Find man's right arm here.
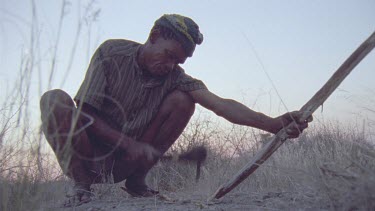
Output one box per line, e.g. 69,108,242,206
80,103,159,161
81,103,128,148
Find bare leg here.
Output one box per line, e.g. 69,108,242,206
40,89,96,204
123,90,195,193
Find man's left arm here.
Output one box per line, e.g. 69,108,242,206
189,89,310,138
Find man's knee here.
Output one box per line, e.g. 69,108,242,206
40,89,76,137
165,90,195,116
40,90,92,156
40,89,74,110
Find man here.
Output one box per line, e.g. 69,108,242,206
40,14,311,206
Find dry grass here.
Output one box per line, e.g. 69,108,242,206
146,118,375,210
1,112,374,210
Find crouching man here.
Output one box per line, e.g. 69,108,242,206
40,14,311,207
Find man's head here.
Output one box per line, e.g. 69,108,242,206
153,14,203,57
139,14,203,76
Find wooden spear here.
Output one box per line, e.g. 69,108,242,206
210,31,375,200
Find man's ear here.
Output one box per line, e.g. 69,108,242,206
149,29,161,44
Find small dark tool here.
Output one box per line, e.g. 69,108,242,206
178,146,207,181
161,146,207,181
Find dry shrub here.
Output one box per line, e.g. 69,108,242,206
147,114,375,210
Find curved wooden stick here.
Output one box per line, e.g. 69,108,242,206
210,31,375,200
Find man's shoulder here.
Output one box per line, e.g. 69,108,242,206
98,39,141,57
173,65,185,75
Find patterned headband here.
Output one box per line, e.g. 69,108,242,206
154,14,203,57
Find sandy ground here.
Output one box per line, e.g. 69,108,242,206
44,190,327,211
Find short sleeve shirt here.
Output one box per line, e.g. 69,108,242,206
74,39,207,139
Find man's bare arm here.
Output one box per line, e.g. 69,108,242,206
189,89,279,133
80,103,130,147
189,89,309,136
80,103,159,160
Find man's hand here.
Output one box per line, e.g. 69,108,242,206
124,139,161,163
270,111,313,138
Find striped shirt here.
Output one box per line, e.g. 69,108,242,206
74,39,207,139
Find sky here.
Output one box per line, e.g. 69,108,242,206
1,0,375,129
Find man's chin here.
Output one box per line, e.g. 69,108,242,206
150,70,167,77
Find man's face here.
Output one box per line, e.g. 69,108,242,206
145,36,188,76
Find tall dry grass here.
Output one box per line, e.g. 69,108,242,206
1,1,100,210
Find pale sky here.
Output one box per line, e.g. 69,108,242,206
1,0,375,127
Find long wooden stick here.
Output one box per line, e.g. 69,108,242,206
210,31,375,200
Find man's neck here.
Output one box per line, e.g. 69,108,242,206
136,45,147,71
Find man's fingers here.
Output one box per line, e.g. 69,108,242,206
153,149,161,159
146,153,153,162
286,128,299,135
298,114,313,124
282,112,296,123
127,141,160,162
298,122,308,130
288,111,313,124
286,129,300,139
285,121,309,138
144,146,161,162
280,111,312,139
307,115,313,122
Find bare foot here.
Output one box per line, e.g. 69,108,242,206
63,185,93,207
122,179,159,197
121,185,159,197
